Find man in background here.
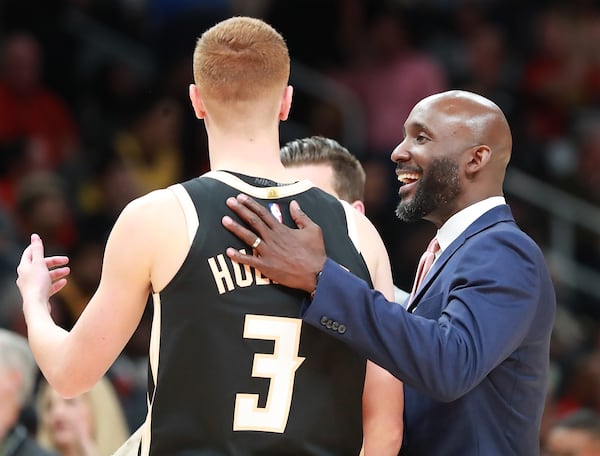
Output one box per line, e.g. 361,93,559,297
280,135,409,303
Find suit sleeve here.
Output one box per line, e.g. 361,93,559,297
303,231,546,402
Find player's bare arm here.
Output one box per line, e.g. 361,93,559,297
18,188,187,397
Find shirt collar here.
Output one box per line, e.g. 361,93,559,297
435,196,506,254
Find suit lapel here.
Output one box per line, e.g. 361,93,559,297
409,205,515,308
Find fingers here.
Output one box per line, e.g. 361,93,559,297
18,244,33,270
289,200,313,229
226,194,277,231
49,266,70,282
19,234,51,268
17,234,69,286
29,233,44,261
225,247,262,269
222,214,263,248
49,278,68,296
45,256,70,269
18,249,68,276
237,194,278,228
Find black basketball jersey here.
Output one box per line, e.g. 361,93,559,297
138,171,373,456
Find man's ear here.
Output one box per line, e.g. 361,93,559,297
279,85,294,121
466,145,492,175
351,200,366,215
189,84,206,119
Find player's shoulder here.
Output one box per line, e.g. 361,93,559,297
119,188,181,224
113,187,188,253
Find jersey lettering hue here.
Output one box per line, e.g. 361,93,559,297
208,250,271,294
233,315,305,433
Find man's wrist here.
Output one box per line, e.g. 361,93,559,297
309,270,323,301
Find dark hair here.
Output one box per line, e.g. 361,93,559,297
280,136,365,203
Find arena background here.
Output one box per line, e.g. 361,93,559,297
1,0,599,447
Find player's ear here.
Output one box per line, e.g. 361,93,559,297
189,84,206,119
279,85,293,121
351,200,365,215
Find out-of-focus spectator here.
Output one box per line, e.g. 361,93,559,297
543,409,600,456
36,377,129,456
0,32,79,173
14,172,77,256
555,350,600,421
0,2,600,450
76,60,149,162
331,4,447,156
520,6,588,141
459,22,521,122
539,114,600,303
77,154,141,237
51,233,105,327
113,94,183,194
572,116,600,205
0,328,56,455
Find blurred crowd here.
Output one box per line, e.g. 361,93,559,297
0,0,600,453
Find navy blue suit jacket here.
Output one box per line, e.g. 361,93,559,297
304,205,556,455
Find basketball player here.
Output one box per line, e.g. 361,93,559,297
280,136,410,303
16,17,403,454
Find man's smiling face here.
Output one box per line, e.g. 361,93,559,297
391,97,466,224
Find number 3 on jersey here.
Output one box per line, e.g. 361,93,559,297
233,314,305,433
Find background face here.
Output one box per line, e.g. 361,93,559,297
42,388,95,449
545,427,600,456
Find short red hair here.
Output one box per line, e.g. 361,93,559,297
193,16,290,104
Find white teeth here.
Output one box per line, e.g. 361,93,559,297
397,173,420,183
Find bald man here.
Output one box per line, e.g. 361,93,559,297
222,90,556,454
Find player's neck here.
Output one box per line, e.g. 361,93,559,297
208,132,293,183
212,157,292,183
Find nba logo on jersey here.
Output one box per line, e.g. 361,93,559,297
269,203,283,223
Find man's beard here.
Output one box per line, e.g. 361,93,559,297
395,157,461,222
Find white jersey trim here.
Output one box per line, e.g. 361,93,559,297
169,184,198,246
138,293,162,455
340,200,360,253
203,170,314,199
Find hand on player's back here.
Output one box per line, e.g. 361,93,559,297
222,194,327,294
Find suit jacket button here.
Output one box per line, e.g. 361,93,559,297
326,319,333,329
338,324,346,334
331,321,339,330
320,316,329,326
